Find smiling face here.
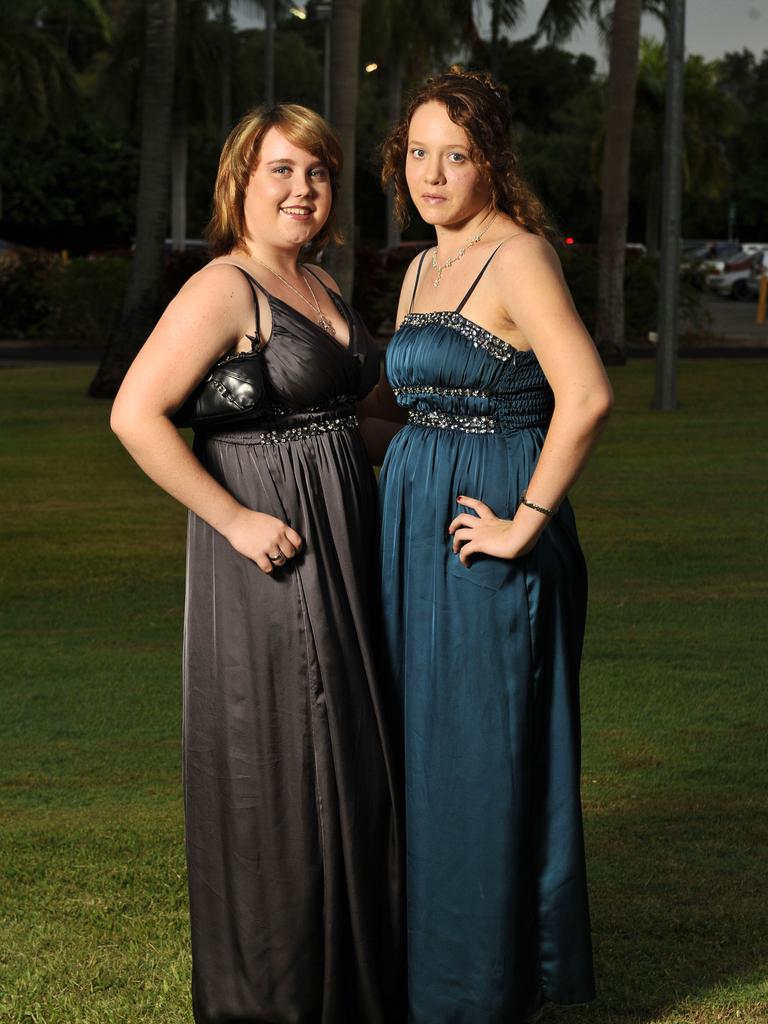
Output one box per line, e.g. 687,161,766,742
242,126,333,251
405,100,492,229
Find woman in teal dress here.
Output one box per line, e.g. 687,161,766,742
377,67,614,1023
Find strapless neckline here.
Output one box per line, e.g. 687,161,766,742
399,310,536,362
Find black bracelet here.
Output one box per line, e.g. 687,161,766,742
520,491,556,517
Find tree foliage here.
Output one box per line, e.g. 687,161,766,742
1,3,766,301
0,0,108,136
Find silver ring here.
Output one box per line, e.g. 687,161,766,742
268,552,283,563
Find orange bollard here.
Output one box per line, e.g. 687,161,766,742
757,274,768,325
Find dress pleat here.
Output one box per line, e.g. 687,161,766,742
379,310,594,1023
183,281,404,1024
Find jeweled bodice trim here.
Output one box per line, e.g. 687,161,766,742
389,312,554,434
400,311,524,363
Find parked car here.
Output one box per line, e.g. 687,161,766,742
705,249,765,300
747,250,768,298
685,240,744,274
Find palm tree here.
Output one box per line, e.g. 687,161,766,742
171,0,221,250
215,0,289,125
89,0,177,397
536,0,668,362
367,0,481,250
218,0,233,138
96,0,221,256
634,39,735,256
323,0,365,299
489,0,525,78
0,0,109,137
592,0,643,363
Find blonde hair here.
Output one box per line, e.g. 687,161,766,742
206,104,344,258
381,66,556,240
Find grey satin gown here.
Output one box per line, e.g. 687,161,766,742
183,268,404,1024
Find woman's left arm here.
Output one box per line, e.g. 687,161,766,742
357,370,408,466
450,234,613,565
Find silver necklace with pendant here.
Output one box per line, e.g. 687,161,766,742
431,213,496,287
250,256,337,336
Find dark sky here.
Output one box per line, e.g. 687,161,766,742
238,1,768,69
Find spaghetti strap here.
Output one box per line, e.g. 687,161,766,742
409,249,431,313
304,265,325,285
304,264,340,299
455,243,505,314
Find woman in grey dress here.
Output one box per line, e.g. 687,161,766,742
111,104,403,1024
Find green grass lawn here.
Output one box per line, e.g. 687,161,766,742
1,360,767,1024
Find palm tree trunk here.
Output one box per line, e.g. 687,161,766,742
264,0,275,106
386,52,403,250
593,0,643,364
490,0,501,79
89,0,177,397
654,0,686,411
324,0,364,299
171,108,188,252
645,167,660,257
220,0,232,140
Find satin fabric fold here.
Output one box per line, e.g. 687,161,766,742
379,315,594,1023
183,290,404,1024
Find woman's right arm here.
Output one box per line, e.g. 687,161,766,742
110,264,302,574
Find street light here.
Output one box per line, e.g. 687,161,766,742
364,62,378,73
289,6,307,18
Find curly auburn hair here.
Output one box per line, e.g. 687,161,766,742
206,104,344,259
381,66,556,240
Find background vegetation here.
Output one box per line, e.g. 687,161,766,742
3,19,766,254
4,2,764,364
1,360,766,1023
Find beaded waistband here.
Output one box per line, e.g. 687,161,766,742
407,409,497,434
393,384,490,399
261,393,357,417
204,412,358,446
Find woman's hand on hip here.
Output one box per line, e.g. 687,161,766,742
448,495,539,566
224,508,303,574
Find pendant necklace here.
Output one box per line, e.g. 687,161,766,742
250,256,337,336
431,213,496,288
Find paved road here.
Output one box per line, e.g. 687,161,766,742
693,293,768,344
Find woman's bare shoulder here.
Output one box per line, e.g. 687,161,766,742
495,231,559,268
171,260,256,307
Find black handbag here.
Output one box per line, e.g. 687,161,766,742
172,265,267,429
171,344,265,429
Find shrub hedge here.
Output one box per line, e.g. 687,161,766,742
0,244,706,349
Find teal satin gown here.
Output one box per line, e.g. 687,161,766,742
379,249,595,1023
